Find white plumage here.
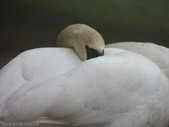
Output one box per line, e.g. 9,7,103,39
0,48,82,116
1,48,169,127
107,42,169,78
1,24,169,127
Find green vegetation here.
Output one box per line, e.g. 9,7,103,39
1,0,169,48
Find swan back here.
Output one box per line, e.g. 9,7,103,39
106,42,169,78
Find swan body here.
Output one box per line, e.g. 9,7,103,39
1,48,169,127
106,42,169,78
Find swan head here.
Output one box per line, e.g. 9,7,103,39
56,24,105,60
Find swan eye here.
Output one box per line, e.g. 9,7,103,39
85,45,104,60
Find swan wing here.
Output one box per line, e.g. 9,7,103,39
0,48,81,117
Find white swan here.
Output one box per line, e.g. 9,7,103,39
106,42,169,78
1,24,169,127
1,48,169,127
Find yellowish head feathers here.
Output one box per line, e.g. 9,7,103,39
56,24,105,60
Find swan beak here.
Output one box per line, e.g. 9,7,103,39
86,46,104,60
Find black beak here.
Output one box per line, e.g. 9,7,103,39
86,45,104,60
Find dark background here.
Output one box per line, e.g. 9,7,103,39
1,0,169,68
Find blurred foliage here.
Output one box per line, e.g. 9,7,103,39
0,0,169,67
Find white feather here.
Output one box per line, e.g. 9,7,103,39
106,42,169,78
1,48,169,127
0,48,82,125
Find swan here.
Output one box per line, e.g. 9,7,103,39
106,42,169,78
1,48,169,127
1,24,169,127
